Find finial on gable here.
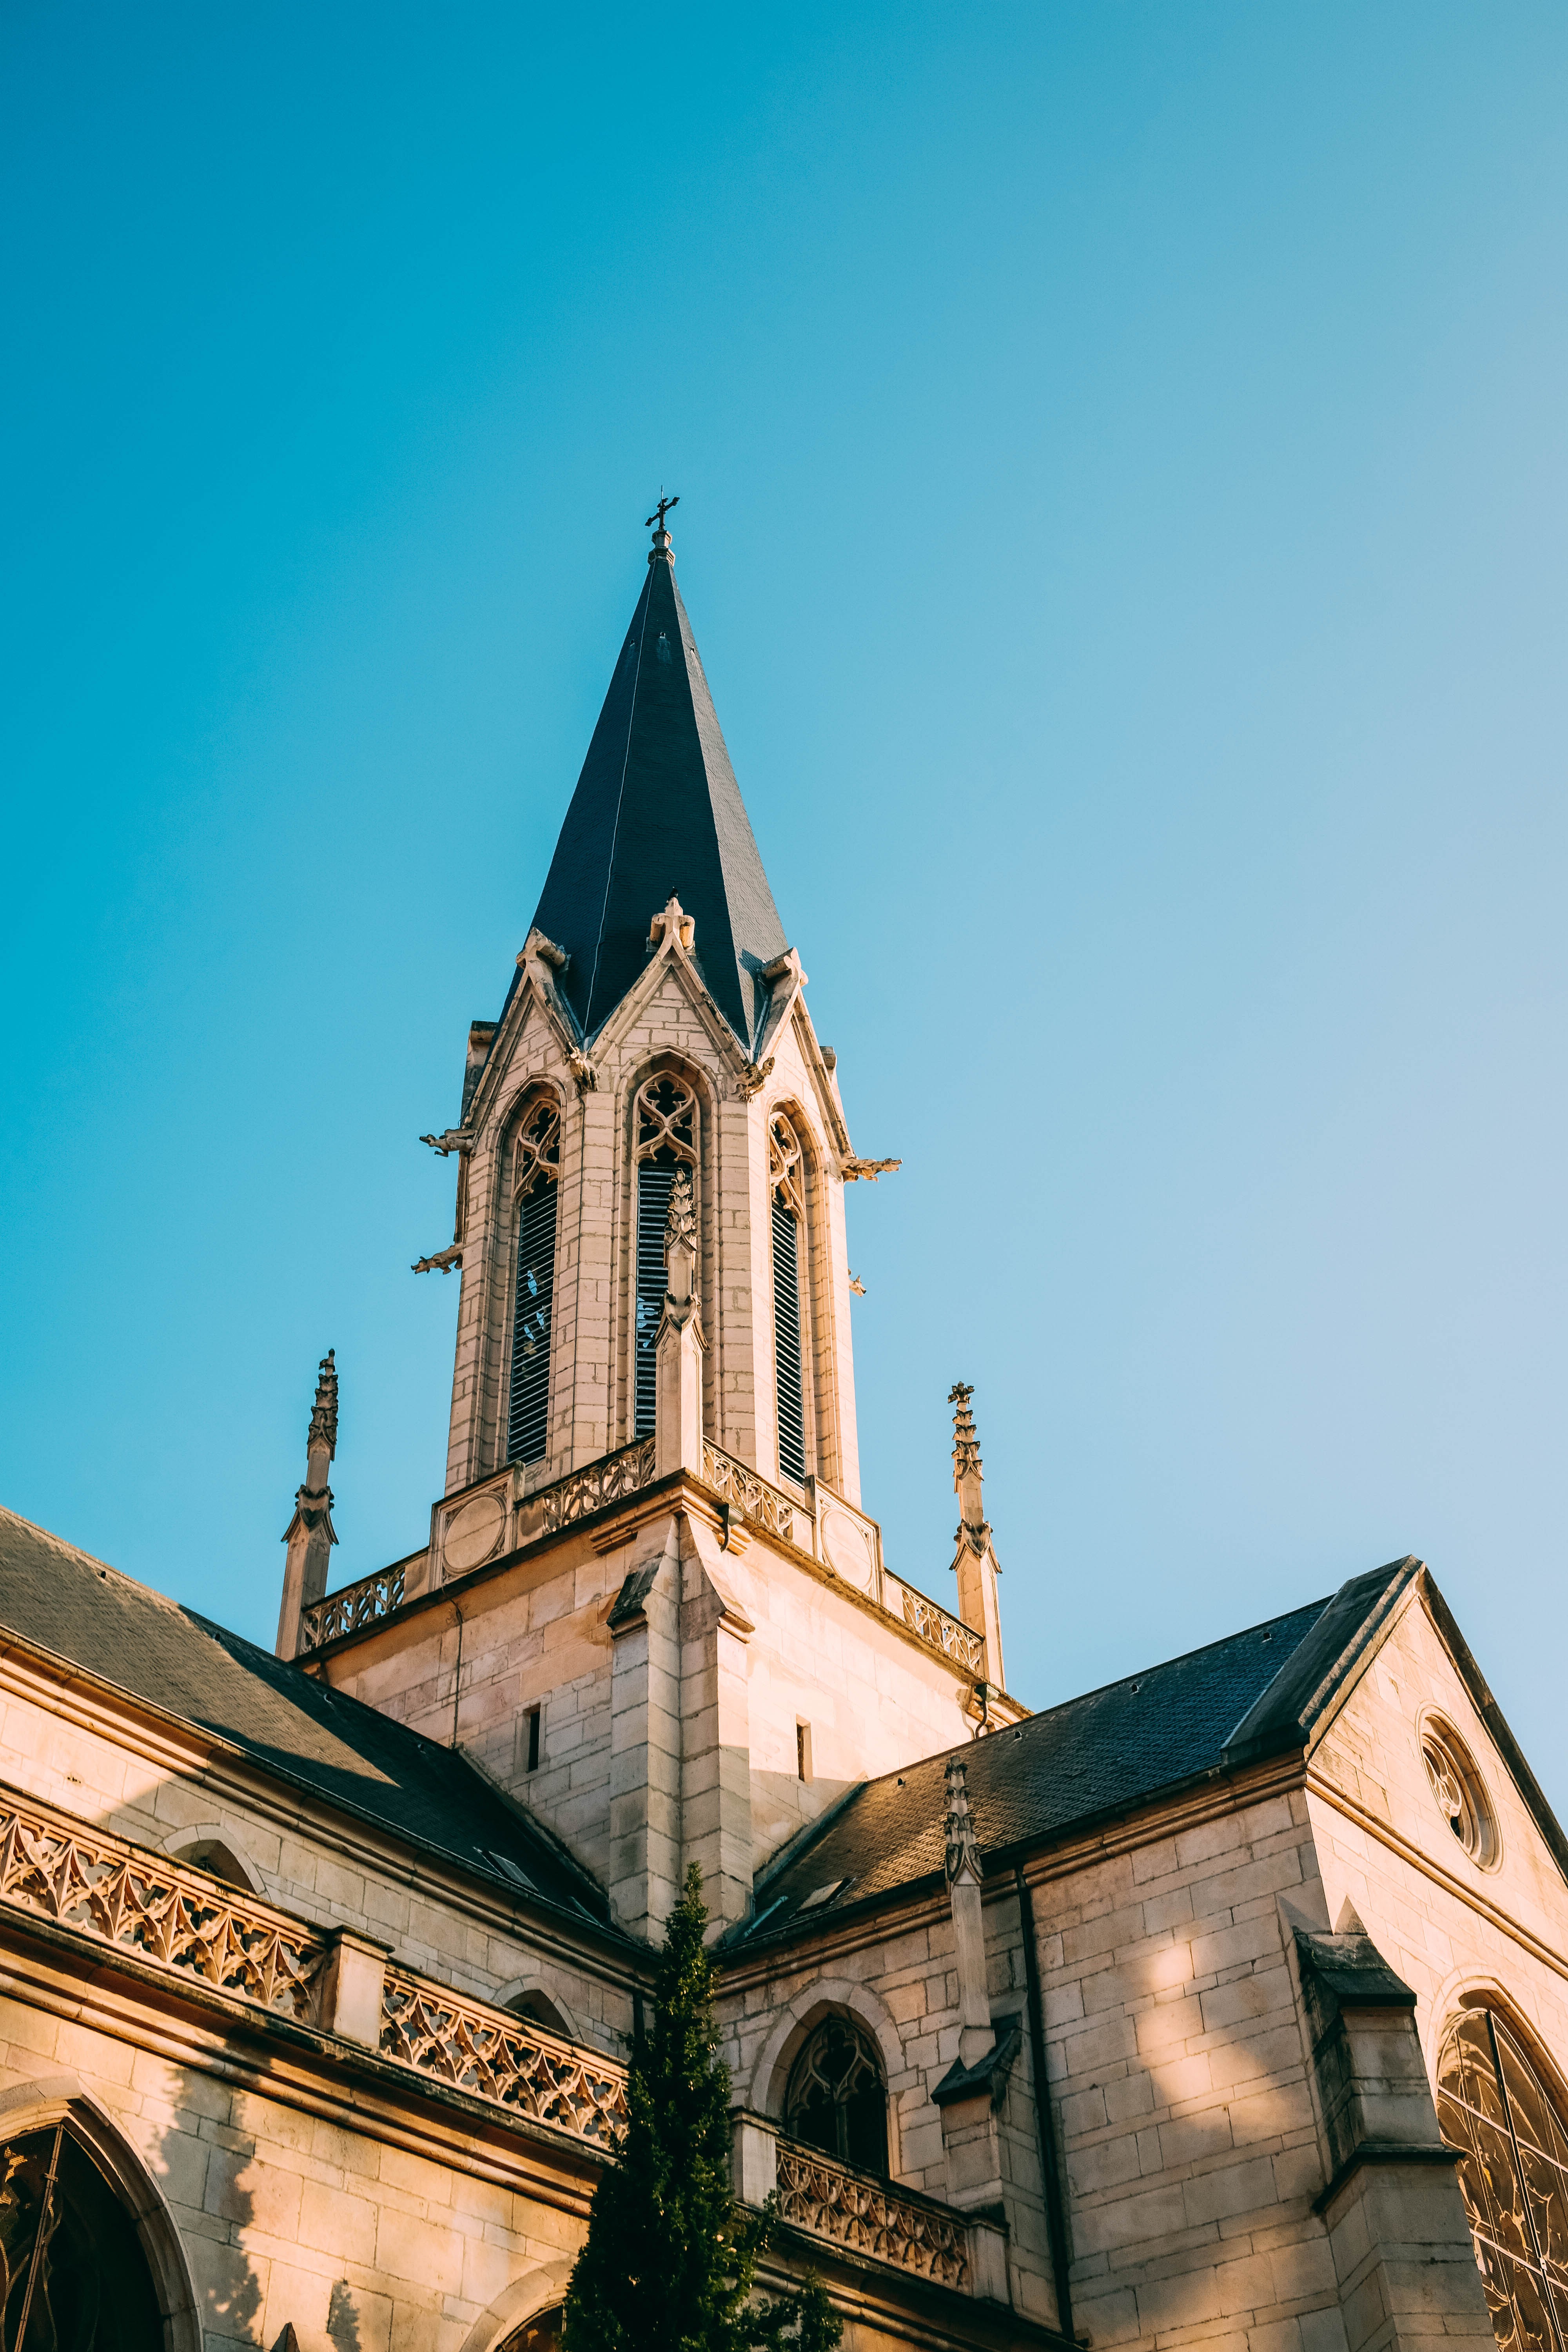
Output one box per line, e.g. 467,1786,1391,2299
944,1755,982,1886
645,490,679,566
648,894,695,953
308,1350,338,1463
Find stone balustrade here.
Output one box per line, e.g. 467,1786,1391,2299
701,1439,802,1546
773,2136,971,2288
298,1430,985,1686
300,1558,409,1652
892,1580,986,1675
0,1784,327,2018
379,1967,629,2149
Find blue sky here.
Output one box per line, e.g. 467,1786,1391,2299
4,5,1565,1798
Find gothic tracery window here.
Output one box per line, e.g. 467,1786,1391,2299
785,2015,888,2177
1437,2008,1568,2352
508,1095,561,1466
0,2124,162,2352
633,1074,698,1439
495,2311,562,2352
769,1112,807,1483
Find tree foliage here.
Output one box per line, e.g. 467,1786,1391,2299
564,1866,842,2352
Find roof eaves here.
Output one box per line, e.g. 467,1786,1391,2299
1221,1559,1421,1766
1419,1571,1568,1892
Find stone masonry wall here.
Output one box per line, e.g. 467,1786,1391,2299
1306,1587,1568,2104
0,1666,631,2054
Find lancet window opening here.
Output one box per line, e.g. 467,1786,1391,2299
633,1072,699,1439
507,1094,562,1466
1437,2007,1568,2352
769,1111,808,1484
0,2122,164,2352
785,2015,889,2178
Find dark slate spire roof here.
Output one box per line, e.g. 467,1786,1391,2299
530,526,788,1047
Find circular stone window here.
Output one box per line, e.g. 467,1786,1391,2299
1421,1717,1499,1868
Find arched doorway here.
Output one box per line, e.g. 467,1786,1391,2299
0,2122,164,2352
1437,2008,1568,2352
495,2309,562,2352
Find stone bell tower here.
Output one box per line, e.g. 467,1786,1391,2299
421,506,877,1508
299,510,1022,1943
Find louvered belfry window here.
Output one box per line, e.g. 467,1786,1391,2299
507,1097,561,1465
633,1073,697,1439
769,1112,807,1484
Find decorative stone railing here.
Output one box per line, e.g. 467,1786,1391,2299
534,1438,657,1536
0,1786,326,2018
701,1440,802,1546
300,1559,408,1652
299,1433,987,1689
775,2139,970,2289
379,1967,628,2149
895,1583,986,1675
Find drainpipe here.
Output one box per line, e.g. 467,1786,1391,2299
449,1602,465,1748
1015,1866,1074,2340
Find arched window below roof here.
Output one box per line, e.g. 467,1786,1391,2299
496,2310,561,2352
768,1112,807,1484
0,2122,164,2352
633,1073,698,1439
171,1837,255,1893
506,1989,570,2038
1437,2006,1568,2352
508,1095,562,1466
784,2015,887,2178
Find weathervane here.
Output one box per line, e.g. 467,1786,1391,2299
646,491,679,532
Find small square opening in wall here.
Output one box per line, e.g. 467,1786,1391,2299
526,1704,542,1773
796,1720,813,1783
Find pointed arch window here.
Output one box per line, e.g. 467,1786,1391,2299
1437,2008,1568,2352
0,2121,164,2352
508,1096,561,1466
633,1074,697,1438
785,2016,888,2177
769,1112,807,1484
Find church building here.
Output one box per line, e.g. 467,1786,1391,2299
2,511,1566,2352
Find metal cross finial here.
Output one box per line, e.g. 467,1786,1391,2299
645,491,680,532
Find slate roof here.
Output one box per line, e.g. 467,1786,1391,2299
0,1506,614,1932
527,536,789,1048
731,1562,1423,1951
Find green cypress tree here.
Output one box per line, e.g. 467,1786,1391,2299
564,1865,841,2352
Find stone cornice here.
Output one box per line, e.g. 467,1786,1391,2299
310,1464,1017,1706
0,1903,605,2214
1305,1769,1568,1989
719,1751,1308,1989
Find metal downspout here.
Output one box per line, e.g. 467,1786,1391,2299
1016,1865,1075,2339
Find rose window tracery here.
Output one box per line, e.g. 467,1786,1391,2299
1437,2009,1568,2352
1423,1720,1498,1867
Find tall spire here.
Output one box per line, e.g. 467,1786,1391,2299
276,1351,338,1661
529,507,788,1047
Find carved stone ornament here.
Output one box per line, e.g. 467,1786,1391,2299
840,1155,901,1183
664,1163,697,1254
307,1350,338,1458
512,1096,562,1197
949,1382,981,1481
568,1049,598,1093
646,893,695,953
737,1055,775,1100
412,1243,463,1275
635,1072,697,1167
768,1112,805,1217
944,1755,983,1886
419,1127,475,1157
